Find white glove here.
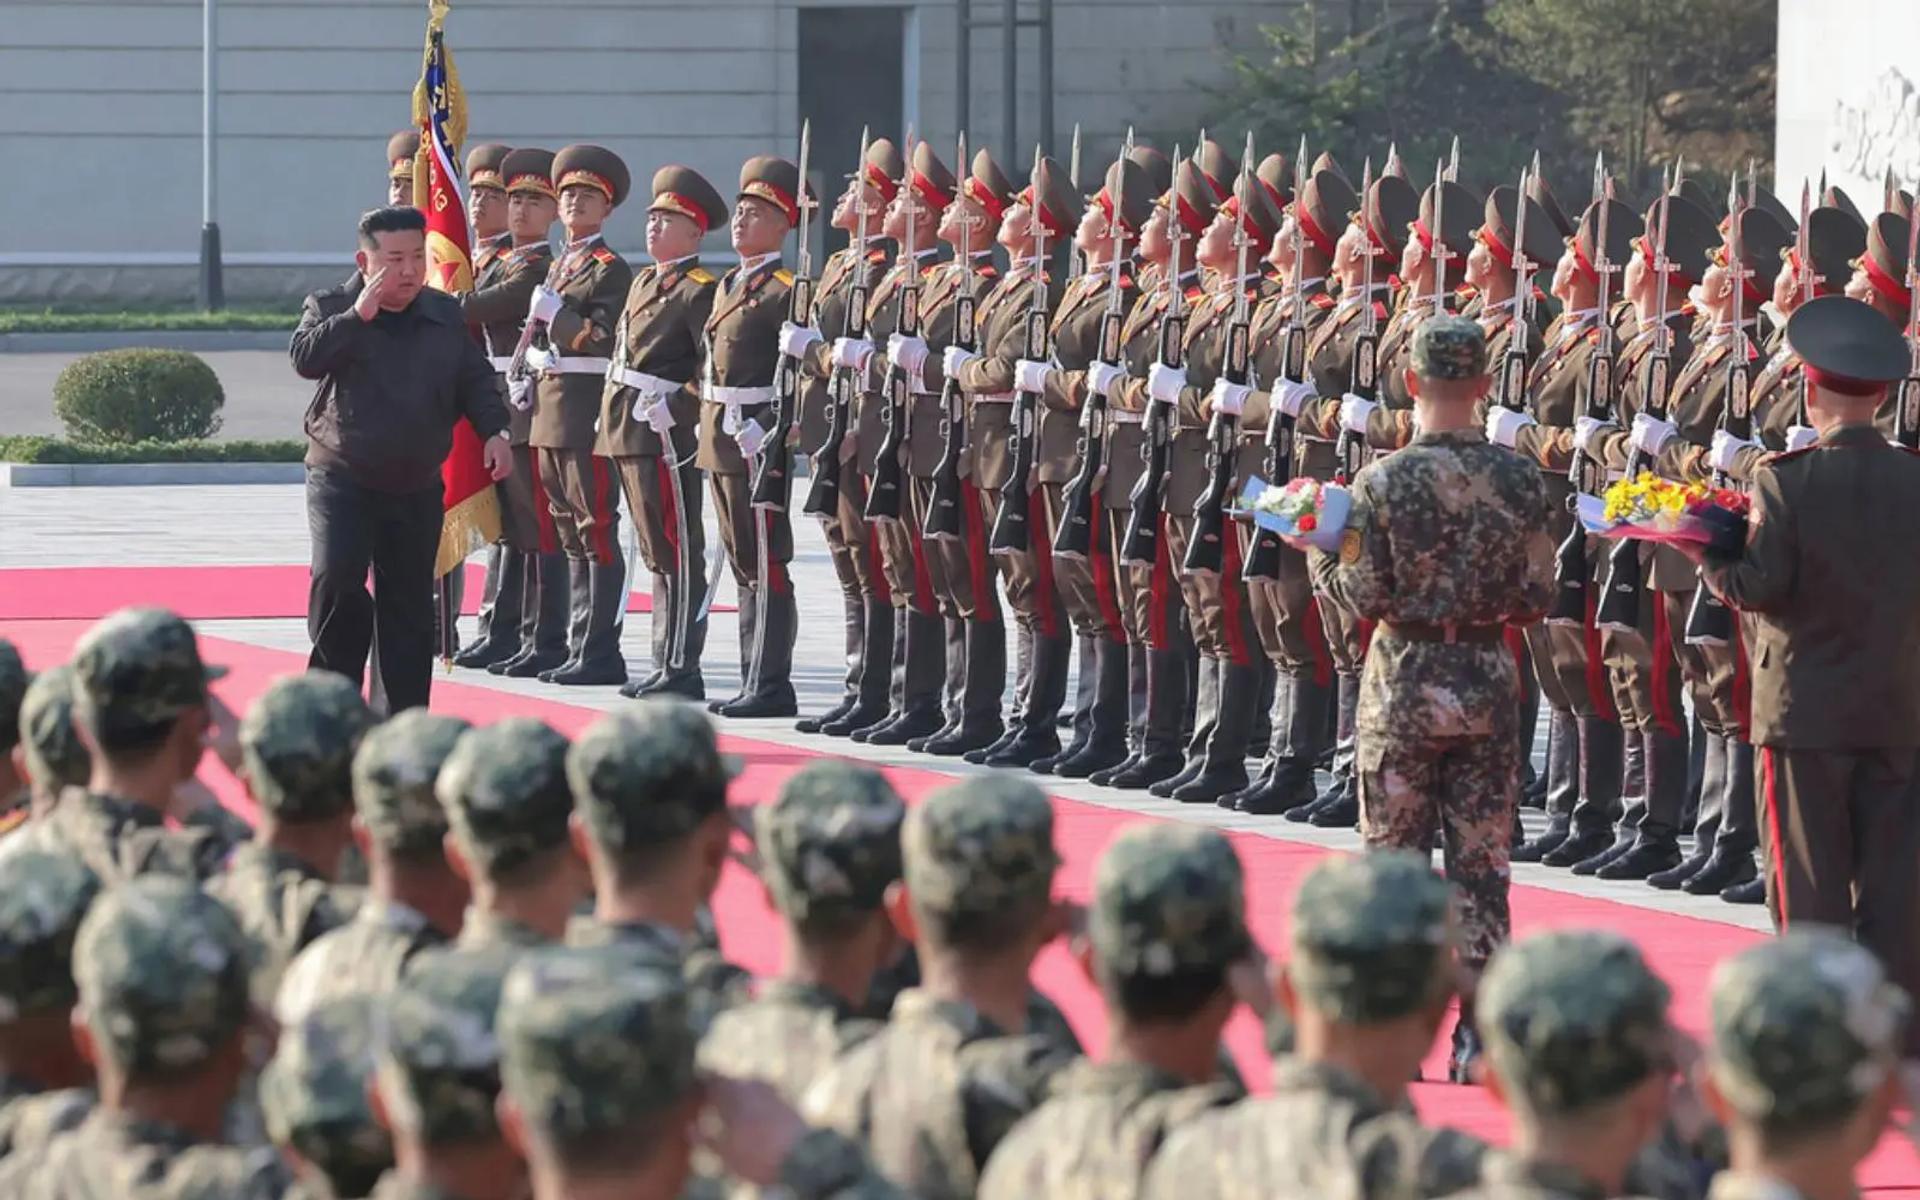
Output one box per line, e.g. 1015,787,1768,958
943,345,979,378
1147,362,1188,405
527,285,562,326
831,337,875,371
1085,361,1125,400
734,417,768,459
1210,379,1250,417
1572,415,1614,454
1485,406,1536,448
888,333,930,377
1784,424,1818,453
1708,428,1755,473
633,396,675,435
1338,394,1377,436
508,378,533,412
522,344,556,374
1274,378,1315,419
779,321,822,359
1014,359,1054,394
1630,412,1678,456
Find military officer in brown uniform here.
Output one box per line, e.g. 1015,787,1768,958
1145,167,1282,803
386,130,418,207
1694,295,1920,1052
891,149,1014,756
1849,210,1915,332
454,147,562,674
596,167,728,701
784,139,900,736
516,145,633,687
704,155,804,718
1019,157,1150,778
946,156,1079,768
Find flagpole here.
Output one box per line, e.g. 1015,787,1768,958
198,0,224,311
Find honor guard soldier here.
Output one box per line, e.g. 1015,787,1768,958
464,142,513,263
520,144,634,687
1212,163,1352,815
1146,164,1282,803
946,154,1079,768
598,166,727,701
899,147,1015,757
704,154,804,718
1846,209,1913,334
1696,295,1920,1045
387,129,419,206
1018,156,1149,778
456,148,562,674
785,138,900,736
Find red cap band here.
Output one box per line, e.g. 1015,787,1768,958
1477,225,1513,271
652,191,709,231
963,177,1006,224
1805,364,1891,397
1296,201,1335,260
910,170,953,211
1862,254,1912,311
865,164,899,202
742,181,798,226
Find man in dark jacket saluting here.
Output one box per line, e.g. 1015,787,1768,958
292,205,513,712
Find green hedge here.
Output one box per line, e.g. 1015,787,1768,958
0,436,306,464
0,308,298,334
54,348,226,443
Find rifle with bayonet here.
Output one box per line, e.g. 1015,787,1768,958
1185,132,1258,576
1121,145,1190,566
865,127,920,524
802,125,873,519
1548,154,1617,626
1333,157,1380,485
1896,198,1920,449
1243,136,1311,583
1496,164,1537,413
989,147,1051,556
752,120,815,511
1684,173,1755,647
1055,137,1131,563
924,131,976,543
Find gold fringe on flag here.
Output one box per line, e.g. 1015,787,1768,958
435,483,500,579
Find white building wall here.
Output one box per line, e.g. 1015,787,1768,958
1775,0,1920,207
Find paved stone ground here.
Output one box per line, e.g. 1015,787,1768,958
0,480,1768,931
1,350,308,441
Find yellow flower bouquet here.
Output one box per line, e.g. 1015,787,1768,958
1578,472,1750,553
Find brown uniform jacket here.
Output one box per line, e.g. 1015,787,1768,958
854,250,945,474
956,264,1055,491
1238,278,1338,488
594,258,718,459
1295,288,1393,479
528,236,632,451
461,237,552,445
699,257,794,475
1164,275,1279,514
908,254,999,477
1041,262,1140,485
799,245,890,455
1702,425,1920,748
1107,266,1203,511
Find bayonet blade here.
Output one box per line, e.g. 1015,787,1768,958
1446,135,1460,182
795,118,814,278
1797,180,1813,303
1430,157,1448,310
1030,144,1048,308
1232,130,1254,325
1359,156,1377,336
1069,123,1083,189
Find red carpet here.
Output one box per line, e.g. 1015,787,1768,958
0,565,735,622
5,616,1916,1192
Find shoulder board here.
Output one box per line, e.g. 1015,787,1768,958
866,247,889,264
1371,299,1389,321
1183,282,1207,302
592,246,618,265
1454,282,1479,300
1898,445,1920,457
1117,273,1133,290
774,268,795,285
1771,444,1820,465
1311,292,1335,309
979,264,1000,280
686,266,715,285
1585,327,1603,344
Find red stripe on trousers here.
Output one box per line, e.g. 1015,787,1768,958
1762,745,1788,926
1219,531,1252,667
1149,514,1174,651
908,521,937,615
1304,594,1333,688
1649,594,1683,737
1731,621,1752,740
961,480,996,623
761,511,790,595
586,456,617,565
1027,486,1061,638
1087,506,1127,643
655,458,680,558
529,452,559,555
1582,590,1619,720
865,525,893,605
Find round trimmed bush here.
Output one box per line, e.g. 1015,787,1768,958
52,348,225,444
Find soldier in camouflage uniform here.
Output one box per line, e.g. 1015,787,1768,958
1143,852,1488,1200
978,824,1253,1200
699,760,905,1104
803,774,1082,1199
0,849,100,1155
277,710,473,1025
0,876,292,1198
211,671,373,1009
1702,930,1913,1200
563,702,751,1031
0,638,26,816
260,995,394,1200
14,664,91,817
1301,316,1556,1075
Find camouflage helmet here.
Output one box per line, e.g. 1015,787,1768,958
758,761,906,927
0,639,25,751
260,995,394,1198
1411,313,1489,381
567,702,732,854
69,608,224,745
903,775,1059,920
499,945,696,1142
378,947,514,1144
1288,851,1455,1023
1480,930,1673,1115
240,672,375,823
73,875,251,1075
1709,927,1912,1129
0,849,101,1019
1090,824,1251,979
437,718,574,877
18,665,91,794
352,710,471,855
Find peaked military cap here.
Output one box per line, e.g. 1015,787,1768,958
1481,185,1561,275
501,147,556,198
438,717,574,877
380,948,514,1142
1311,150,1350,188
1480,930,1673,1116
904,775,1059,919
1288,850,1454,1023
965,148,1018,224
908,140,958,210
861,137,907,201
1092,158,1152,237
1024,154,1084,242
1571,197,1642,286
239,672,374,823
1639,193,1721,289
352,710,471,855
553,144,630,207
0,639,24,751
1888,188,1915,221
568,701,733,853
1170,158,1223,240
19,664,88,792
1752,181,1795,234
1090,824,1250,979
1860,212,1913,309
739,154,804,226
1255,152,1293,213
1194,137,1239,203
650,165,728,233
1797,205,1869,296
1417,179,1481,262
0,848,100,1018
388,130,420,179
1381,146,1409,181
1298,169,1358,261
70,607,224,745
1822,183,1863,224
1126,144,1173,200
1362,172,1421,262
1527,166,1576,239
1788,295,1911,396
261,995,392,1196
465,143,512,191
1674,174,1714,214
758,760,905,926
1723,207,1793,304
1220,170,1283,247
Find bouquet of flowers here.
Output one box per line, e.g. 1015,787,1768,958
1236,476,1351,553
1577,472,1749,555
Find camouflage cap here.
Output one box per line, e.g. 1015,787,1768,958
567,702,731,854
758,761,906,927
1091,824,1251,979
74,875,251,1075
240,672,375,823
70,608,224,744
19,665,91,793
1709,927,1911,1128
903,775,1059,919
0,639,24,750
0,849,101,1019
260,995,394,1197
352,710,471,855
437,718,574,877
379,947,513,1144
499,945,695,1141
1480,930,1673,1115
1411,314,1489,381
1287,851,1454,1023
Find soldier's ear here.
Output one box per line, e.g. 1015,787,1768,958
884,882,919,946
443,832,475,885
350,815,373,859
1480,1061,1512,1110
68,1011,97,1070
9,744,28,792
367,1075,394,1133
1403,367,1422,400
496,1092,532,1161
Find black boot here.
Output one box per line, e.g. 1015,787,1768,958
1448,998,1482,1085
1720,876,1766,905
545,553,629,686
1682,714,1708,832
799,589,866,732
925,619,1007,756
912,617,969,751
1684,740,1758,894
1513,708,1581,862
630,555,708,699
1571,833,1638,876
537,559,594,682
1234,672,1330,816
1597,726,1685,879
1151,656,1219,799
1247,662,1275,760
852,602,914,743
967,622,1031,764
1052,638,1131,778
1107,646,1187,789
453,545,526,668
823,598,893,736
1542,827,1615,868
716,578,800,718
1171,662,1259,802
863,610,947,745
1090,641,1151,785
496,552,569,677
1291,671,1359,825
1651,732,1726,888
1032,635,1098,774
986,633,1069,768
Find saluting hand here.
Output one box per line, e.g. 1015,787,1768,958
353,268,389,321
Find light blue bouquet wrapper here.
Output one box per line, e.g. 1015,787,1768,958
1235,476,1350,554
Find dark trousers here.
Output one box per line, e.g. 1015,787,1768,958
306,467,443,712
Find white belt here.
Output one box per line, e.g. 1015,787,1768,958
535,355,611,376
973,391,1016,405
488,356,514,373
704,384,775,408
1108,409,1144,426
612,367,682,398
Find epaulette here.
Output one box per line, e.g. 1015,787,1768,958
1771,443,1820,464
592,245,618,265
1117,272,1134,290
1372,299,1390,321
1311,291,1335,309
978,264,1001,279
1183,282,1207,303
774,268,795,285
1585,326,1604,344
866,247,889,264
686,266,715,285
